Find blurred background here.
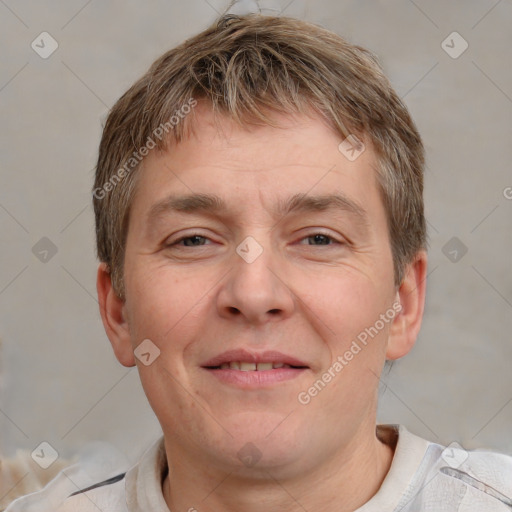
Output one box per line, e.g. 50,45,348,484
1,0,511,482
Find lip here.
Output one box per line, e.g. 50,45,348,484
201,349,310,389
201,349,309,369
205,366,307,388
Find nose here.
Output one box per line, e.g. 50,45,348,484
216,236,296,325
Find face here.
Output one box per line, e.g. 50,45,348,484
100,103,425,477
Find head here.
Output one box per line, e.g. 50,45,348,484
95,14,427,475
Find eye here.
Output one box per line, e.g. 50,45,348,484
168,234,212,247
299,233,342,246
166,231,344,249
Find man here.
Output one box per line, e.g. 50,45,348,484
7,12,512,512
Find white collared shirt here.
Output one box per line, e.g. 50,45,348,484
6,425,512,511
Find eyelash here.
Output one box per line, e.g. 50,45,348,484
167,232,343,248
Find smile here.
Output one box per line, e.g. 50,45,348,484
213,362,301,371
201,350,309,388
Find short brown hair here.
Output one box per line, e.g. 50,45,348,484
93,13,426,300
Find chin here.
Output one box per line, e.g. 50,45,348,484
207,412,312,472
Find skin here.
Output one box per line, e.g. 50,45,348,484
97,102,427,512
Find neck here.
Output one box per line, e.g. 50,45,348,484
162,425,396,512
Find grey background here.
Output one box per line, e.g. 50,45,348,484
1,0,511,468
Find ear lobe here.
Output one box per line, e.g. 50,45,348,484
386,251,428,360
96,263,135,367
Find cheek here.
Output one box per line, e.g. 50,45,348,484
298,266,390,335
294,265,395,395
124,261,216,359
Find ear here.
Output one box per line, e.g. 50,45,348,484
96,263,135,367
386,250,428,360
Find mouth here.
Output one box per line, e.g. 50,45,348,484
201,350,309,388
205,361,307,371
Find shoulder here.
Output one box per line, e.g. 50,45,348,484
394,425,512,481
56,473,128,511
427,437,512,486
419,434,512,509
456,446,512,494
5,472,128,512
5,436,166,512
381,425,512,510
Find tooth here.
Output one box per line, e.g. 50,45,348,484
283,364,291,368
220,363,230,370
273,362,284,369
240,362,257,371
257,362,273,371
229,361,241,370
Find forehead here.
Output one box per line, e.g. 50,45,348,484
129,104,383,226
166,102,368,169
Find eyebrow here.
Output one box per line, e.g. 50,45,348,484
146,192,370,229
